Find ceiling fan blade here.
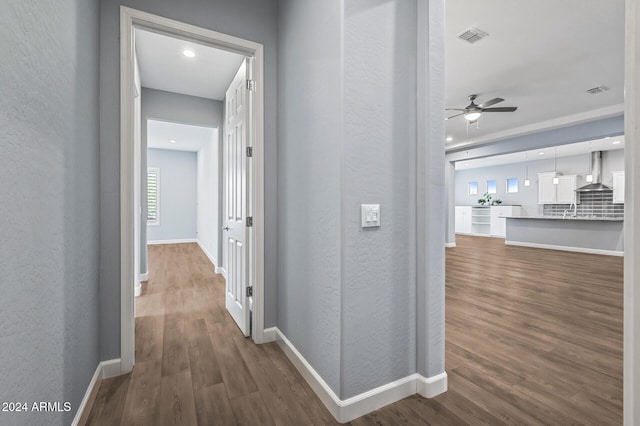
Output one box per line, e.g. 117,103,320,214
445,108,465,111
482,107,517,112
479,98,504,108
445,112,465,120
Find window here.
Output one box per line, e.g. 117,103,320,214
468,181,478,195
486,180,497,194
506,178,519,193
147,167,160,225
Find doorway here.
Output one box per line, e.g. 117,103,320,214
120,6,266,374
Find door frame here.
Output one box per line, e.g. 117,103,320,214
119,6,266,373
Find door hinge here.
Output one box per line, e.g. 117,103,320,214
246,286,253,297
246,146,253,157
246,216,253,227
246,79,256,92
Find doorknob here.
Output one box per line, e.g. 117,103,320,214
221,226,230,231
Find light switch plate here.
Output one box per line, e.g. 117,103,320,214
361,204,381,228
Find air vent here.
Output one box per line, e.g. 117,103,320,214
586,85,610,95
457,27,489,44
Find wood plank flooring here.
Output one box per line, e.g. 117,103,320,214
85,237,622,425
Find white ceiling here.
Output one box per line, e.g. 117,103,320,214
445,0,625,148
134,28,245,100
147,120,216,152
455,136,624,170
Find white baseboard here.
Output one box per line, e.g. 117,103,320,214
416,372,448,398
273,328,447,423
71,358,121,426
147,238,198,245
445,243,456,248
505,240,624,257
216,267,227,278
262,326,278,343
197,240,217,268
139,271,148,282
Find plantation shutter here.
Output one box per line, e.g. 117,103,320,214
147,167,159,224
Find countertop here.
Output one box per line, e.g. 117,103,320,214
506,216,624,222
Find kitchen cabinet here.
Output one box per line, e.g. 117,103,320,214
490,205,521,237
538,172,558,204
612,171,625,203
556,175,578,204
455,206,472,234
471,206,491,235
538,172,578,204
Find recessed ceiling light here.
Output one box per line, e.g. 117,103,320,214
612,140,621,145
170,140,177,144
605,136,611,139
183,50,195,58
446,136,453,142
538,152,545,156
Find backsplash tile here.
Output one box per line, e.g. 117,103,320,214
543,191,624,218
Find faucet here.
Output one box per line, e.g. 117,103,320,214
563,202,577,219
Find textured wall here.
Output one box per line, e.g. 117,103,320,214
99,0,278,359
341,0,418,399
0,0,100,424
454,150,625,216
140,88,222,274
277,0,344,394
147,149,198,241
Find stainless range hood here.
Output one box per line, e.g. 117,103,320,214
576,151,612,192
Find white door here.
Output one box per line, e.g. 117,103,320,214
223,59,251,336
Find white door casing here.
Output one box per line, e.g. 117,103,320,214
121,7,267,375
224,59,251,336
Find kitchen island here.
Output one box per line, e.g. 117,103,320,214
505,216,624,256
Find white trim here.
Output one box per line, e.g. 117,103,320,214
197,240,217,267
262,326,278,343
273,328,447,423
70,358,122,426
120,6,265,370
505,240,624,257
416,372,448,398
445,243,456,248
147,238,198,245
215,266,227,277
134,281,142,297
446,103,624,151
139,272,148,281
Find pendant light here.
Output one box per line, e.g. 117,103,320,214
524,152,531,186
552,147,559,185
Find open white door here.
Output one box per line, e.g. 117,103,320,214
223,58,252,336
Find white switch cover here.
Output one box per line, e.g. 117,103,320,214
361,204,381,228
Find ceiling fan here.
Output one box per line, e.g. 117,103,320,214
446,94,517,122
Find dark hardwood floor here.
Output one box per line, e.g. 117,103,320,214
84,236,623,425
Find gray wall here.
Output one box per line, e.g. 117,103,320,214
140,88,223,274
100,0,278,359
278,0,445,400
277,0,344,395
147,149,198,241
341,0,417,398
455,149,625,216
0,0,100,424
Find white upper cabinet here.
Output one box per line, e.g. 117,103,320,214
538,172,558,204
612,171,625,203
538,172,578,204
556,175,578,204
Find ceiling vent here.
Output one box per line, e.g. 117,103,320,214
586,85,610,95
457,27,489,44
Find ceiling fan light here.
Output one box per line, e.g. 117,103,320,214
464,111,482,121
